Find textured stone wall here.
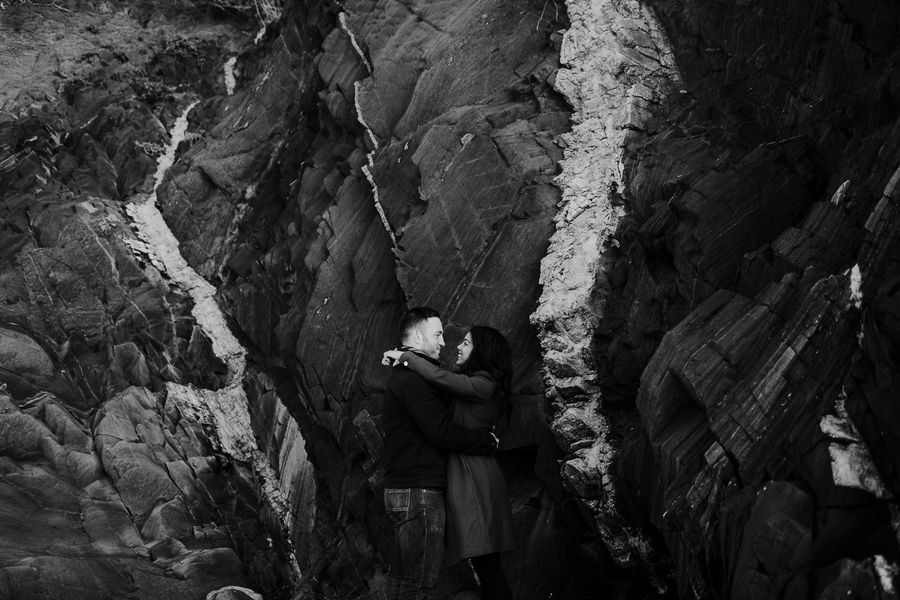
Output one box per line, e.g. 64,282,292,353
0,3,298,598
584,0,900,597
171,0,629,596
149,0,625,597
530,0,681,585
3,0,900,598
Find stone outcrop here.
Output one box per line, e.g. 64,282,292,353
529,0,681,583
0,382,262,598
5,0,606,597
0,2,294,598
560,0,900,597
151,0,620,596
3,0,900,598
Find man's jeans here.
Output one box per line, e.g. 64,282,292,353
383,487,446,600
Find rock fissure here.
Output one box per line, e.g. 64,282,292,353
123,94,305,586
531,0,682,577
5,1,900,598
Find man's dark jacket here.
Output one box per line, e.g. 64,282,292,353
382,353,494,489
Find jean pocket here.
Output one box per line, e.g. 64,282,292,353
383,488,410,513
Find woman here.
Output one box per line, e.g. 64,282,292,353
383,326,516,600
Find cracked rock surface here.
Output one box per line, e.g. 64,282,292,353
3,0,900,598
565,0,900,597
155,0,621,597
0,2,291,598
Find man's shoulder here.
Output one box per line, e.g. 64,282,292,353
387,365,434,392
386,364,413,385
388,365,424,382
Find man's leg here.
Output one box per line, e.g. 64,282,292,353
383,488,446,600
416,488,446,589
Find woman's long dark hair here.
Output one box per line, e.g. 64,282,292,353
459,326,513,404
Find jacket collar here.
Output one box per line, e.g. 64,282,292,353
400,346,441,366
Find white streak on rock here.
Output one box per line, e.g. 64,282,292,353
875,555,898,595
224,56,238,95
849,263,863,309
254,25,267,45
344,19,399,251
827,443,889,498
530,0,680,570
129,200,245,374
830,179,850,205
125,101,306,582
820,412,859,442
363,157,398,247
353,80,379,151
151,101,198,192
820,391,889,499
339,12,372,73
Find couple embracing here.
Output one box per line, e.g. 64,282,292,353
380,307,516,600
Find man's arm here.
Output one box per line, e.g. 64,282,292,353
399,351,495,402
397,372,495,455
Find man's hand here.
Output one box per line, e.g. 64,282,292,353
381,349,403,366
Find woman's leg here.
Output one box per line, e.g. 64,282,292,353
470,553,513,600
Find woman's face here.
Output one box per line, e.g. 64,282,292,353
455,332,473,366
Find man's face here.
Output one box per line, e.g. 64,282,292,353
414,317,444,359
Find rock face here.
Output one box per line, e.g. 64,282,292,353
544,0,900,597
154,0,617,596
3,0,900,599
530,0,681,583
0,2,294,598
3,0,611,598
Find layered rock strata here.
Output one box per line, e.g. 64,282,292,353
5,0,900,599
565,0,900,597
0,3,300,598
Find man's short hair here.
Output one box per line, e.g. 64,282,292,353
399,306,441,341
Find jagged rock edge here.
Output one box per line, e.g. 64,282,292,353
529,0,682,572
341,14,403,271
123,99,305,585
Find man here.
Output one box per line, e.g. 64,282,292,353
381,306,497,600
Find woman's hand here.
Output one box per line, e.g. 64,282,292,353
381,349,403,366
